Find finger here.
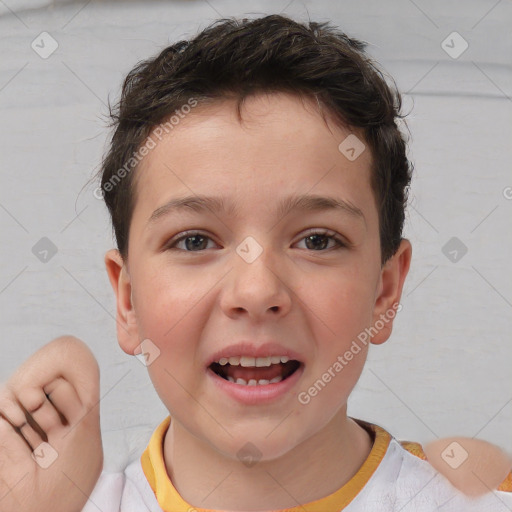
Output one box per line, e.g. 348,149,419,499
0,391,41,452
0,414,32,465
43,376,84,425
7,336,100,414
16,387,64,440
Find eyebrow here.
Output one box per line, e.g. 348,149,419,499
147,193,365,226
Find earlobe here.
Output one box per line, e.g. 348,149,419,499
370,239,412,345
104,249,140,355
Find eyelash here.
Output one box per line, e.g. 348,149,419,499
165,229,347,252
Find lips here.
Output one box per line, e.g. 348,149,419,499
210,358,301,385
206,342,304,387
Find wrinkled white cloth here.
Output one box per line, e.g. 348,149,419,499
83,436,512,512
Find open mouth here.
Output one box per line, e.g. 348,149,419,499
209,356,302,386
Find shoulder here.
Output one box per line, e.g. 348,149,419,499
398,437,512,493
123,458,164,511
81,461,163,512
352,423,512,511
81,470,125,512
399,439,427,460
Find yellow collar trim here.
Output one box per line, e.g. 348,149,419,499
498,471,512,492
141,416,391,512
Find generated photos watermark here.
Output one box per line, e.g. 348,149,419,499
93,97,201,200
298,302,402,405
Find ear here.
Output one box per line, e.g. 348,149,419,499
104,249,140,355
370,238,412,345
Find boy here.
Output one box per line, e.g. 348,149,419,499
1,13,511,512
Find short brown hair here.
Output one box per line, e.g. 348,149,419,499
97,14,412,264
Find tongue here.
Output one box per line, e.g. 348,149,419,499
225,363,285,381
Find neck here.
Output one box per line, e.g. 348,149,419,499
163,409,373,511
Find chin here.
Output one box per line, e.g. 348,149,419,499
209,427,305,465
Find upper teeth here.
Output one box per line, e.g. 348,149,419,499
217,355,290,367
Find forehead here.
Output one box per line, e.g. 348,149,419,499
132,92,375,228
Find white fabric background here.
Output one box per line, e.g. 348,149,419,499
0,0,511,472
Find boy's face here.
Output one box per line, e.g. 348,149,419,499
105,92,411,461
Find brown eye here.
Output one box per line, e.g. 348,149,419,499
296,230,346,251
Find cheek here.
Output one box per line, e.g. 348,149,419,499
133,275,212,411
302,271,376,346
141,285,208,415
135,268,210,341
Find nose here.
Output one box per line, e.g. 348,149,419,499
220,243,292,321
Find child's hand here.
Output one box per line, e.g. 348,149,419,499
0,335,103,512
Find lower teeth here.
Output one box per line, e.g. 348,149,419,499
227,376,283,385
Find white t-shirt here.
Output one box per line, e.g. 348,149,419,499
83,416,512,512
